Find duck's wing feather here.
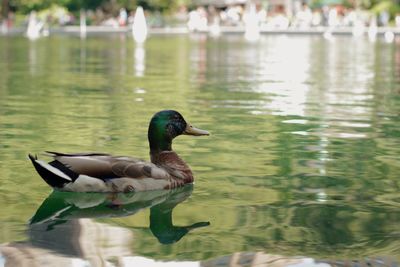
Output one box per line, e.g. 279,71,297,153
46,151,111,157
47,152,171,180
110,158,171,180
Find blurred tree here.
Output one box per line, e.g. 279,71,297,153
311,0,400,19
62,0,107,12
1,0,9,19
8,0,53,13
311,0,399,8
2,0,190,14
370,0,400,17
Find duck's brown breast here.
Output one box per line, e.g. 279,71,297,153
151,151,194,183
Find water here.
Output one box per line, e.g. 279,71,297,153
0,34,399,266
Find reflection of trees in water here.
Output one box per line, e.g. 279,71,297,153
232,201,400,256
126,195,400,260
189,34,399,240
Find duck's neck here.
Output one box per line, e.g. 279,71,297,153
148,118,175,155
149,136,174,164
149,140,172,154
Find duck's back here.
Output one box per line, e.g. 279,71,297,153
48,151,171,180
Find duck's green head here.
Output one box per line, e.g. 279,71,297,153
148,110,209,152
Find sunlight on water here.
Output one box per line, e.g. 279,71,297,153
0,34,399,266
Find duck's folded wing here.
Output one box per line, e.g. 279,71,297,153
110,160,171,180
47,152,171,180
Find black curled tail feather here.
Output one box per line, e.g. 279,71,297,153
28,154,73,188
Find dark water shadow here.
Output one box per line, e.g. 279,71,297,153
28,185,210,257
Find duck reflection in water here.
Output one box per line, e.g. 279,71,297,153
29,184,210,253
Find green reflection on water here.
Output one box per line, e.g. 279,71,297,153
0,34,399,262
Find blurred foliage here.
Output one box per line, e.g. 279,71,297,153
3,0,399,15
311,0,400,18
370,0,400,16
2,0,190,16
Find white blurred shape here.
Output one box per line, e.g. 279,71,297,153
352,20,365,37
0,252,4,267
123,256,200,267
384,31,394,43
368,17,377,42
323,30,333,41
80,9,87,39
26,11,43,40
244,3,260,41
288,258,332,267
132,6,148,43
134,43,145,77
209,18,221,37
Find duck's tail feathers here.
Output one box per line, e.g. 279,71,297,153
28,154,72,188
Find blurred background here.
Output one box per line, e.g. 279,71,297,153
0,0,400,267
1,0,400,35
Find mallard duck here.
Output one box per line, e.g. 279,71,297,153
29,110,209,192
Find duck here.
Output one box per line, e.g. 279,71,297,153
29,110,210,192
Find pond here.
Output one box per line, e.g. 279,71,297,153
0,34,399,266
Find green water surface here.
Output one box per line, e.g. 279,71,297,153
0,34,399,265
